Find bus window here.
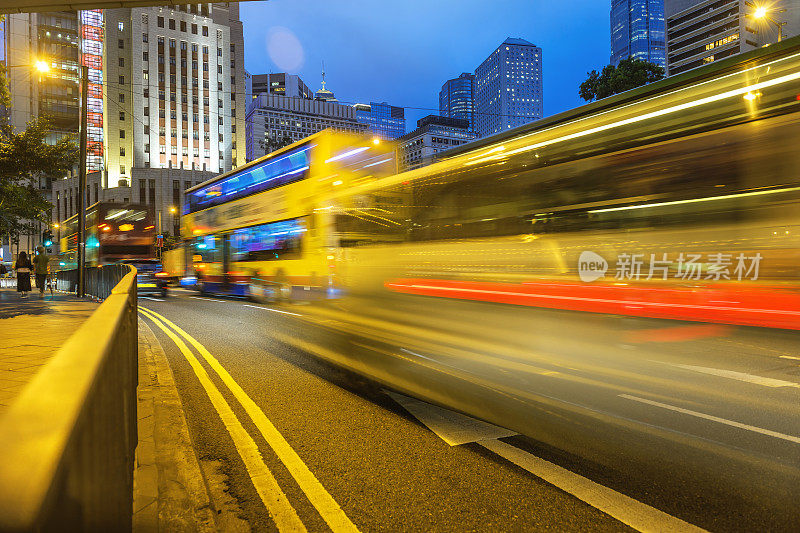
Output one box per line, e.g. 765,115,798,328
229,218,305,262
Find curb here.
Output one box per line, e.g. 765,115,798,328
134,320,217,532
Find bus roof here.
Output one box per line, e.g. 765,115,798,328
438,34,800,161
186,129,333,195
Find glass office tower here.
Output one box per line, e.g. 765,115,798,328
439,73,476,131
354,101,406,140
610,0,666,69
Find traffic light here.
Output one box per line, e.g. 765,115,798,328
42,229,53,247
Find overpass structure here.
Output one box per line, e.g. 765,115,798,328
0,0,261,14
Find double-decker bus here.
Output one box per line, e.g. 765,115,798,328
181,130,397,298
59,202,156,268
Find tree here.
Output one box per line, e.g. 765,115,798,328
579,57,665,102
0,116,79,239
259,134,294,155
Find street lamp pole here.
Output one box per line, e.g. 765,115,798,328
77,64,88,298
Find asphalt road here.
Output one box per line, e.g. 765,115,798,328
138,288,800,532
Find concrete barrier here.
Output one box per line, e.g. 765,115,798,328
0,267,138,531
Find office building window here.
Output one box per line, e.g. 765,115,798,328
149,179,156,205
169,19,175,30
157,16,164,28
118,39,124,49
119,111,125,121
120,129,125,138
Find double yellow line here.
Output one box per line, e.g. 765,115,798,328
139,307,359,533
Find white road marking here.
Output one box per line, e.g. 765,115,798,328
658,362,800,388
480,439,706,533
189,296,225,302
141,308,358,533
620,394,800,444
386,391,517,446
243,304,302,316
138,308,307,532
139,297,164,302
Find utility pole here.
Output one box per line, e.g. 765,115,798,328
77,65,88,298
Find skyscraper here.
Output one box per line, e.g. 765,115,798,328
665,0,800,76
353,101,405,140
474,38,543,138
2,11,85,142
49,3,247,240
439,73,476,130
610,0,667,69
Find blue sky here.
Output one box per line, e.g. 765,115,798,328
240,0,610,131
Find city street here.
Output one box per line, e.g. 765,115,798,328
138,289,800,532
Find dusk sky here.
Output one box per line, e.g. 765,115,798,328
241,0,611,131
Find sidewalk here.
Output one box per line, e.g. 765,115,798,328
0,288,98,416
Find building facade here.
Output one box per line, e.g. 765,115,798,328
439,72,476,130
103,3,246,190
474,38,543,138
250,72,312,99
353,101,405,140
43,4,246,240
245,93,368,160
398,115,476,171
610,0,667,69
2,11,83,141
665,0,800,76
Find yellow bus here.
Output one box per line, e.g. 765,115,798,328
181,130,397,299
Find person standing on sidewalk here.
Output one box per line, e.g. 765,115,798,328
14,251,32,298
33,246,50,298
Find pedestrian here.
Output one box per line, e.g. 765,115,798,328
14,251,33,298
33,246,50,298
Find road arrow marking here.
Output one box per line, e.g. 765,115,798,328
387,392,705,532
385,391,517,446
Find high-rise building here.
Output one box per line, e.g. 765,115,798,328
49,3,247,239
1,10,99,257
250,72,312,99
665,0,800,76
245,93,368,160
353,101,405,140
610,0,667,69
2,11,83,142
439,72,476,130
474,38,543,138
398,115,476,171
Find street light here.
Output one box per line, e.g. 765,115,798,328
169,206,177,214
746,2,787,44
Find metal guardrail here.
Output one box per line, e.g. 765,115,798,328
56,264,132,299
0,266,138,531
